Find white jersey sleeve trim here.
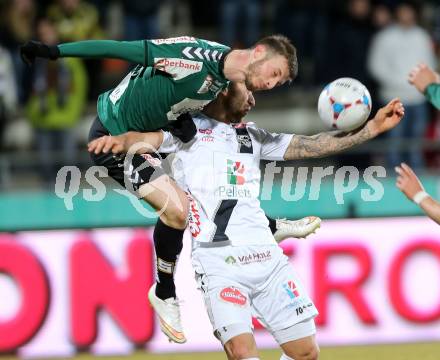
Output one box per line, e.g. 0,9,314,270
247,124,293,161
158,130,181,153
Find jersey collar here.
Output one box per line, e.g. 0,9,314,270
219,49,231,80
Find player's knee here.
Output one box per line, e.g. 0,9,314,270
162,207,188,229
225,338,255,360
285,343,319,360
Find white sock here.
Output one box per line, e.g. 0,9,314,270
243,358,260,360
280,354,294,360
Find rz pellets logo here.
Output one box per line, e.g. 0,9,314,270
227,160,245,185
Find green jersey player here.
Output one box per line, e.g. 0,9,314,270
21,34,298,344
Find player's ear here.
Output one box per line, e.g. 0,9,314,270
252,44,267,61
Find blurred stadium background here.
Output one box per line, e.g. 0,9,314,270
0,0,439,359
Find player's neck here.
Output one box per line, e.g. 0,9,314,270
223,49,251,82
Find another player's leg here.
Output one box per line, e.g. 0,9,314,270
266,215,321,242
137,175,189,344
88,117,188,343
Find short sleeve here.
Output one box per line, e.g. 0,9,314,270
248,126,293,161
158,130,183,154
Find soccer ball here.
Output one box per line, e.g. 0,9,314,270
318,78,372,131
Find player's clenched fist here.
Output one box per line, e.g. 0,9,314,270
20,41,60,65
88,135,127,155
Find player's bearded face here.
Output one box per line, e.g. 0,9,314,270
226,83,255,123
245,54,289,91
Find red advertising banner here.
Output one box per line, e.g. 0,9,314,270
0,218,439,357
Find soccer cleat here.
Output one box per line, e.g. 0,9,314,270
273,216,321,243
148,284,187,344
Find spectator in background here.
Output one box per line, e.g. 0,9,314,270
368,1,437,170
47,0,103,99
327,0,374,88
122,1,160,40
274,0,329,85
0,46,18,149
26,19,88,185
371,2,393,31
0,0,35,104
220,0,261,47
46,0,102,41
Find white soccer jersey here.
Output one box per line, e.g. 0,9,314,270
159,113,293,247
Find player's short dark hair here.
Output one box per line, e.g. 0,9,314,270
253,35,298,81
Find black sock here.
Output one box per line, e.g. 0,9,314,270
153,218,184,300
267,216,277,234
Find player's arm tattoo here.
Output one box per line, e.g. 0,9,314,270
284,123,373,160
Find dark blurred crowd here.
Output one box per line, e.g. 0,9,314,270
0,0,439,185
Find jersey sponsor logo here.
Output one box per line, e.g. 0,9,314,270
220,287,247,306
214,152,258,200
197,74,224,94
237,250,271,265
283,280,300,299
227,160,245,185
154,58,203,80
188,195,201,238
150,36,197,45
198,128,213,135
199,128,215,142
197,74,213,94
224,251,272,266
224,256,237,265
237,134,252,148
182,47,224,62
201,135,214,142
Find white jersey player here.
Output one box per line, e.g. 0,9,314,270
89,82,405,358
159,82,319,359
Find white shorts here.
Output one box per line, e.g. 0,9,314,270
192,244,318,344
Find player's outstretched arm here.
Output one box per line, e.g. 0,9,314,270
283,99,404,160
21,40,145,66
396,163,440,225
88,131,163,155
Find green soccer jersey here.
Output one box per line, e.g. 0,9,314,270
58,36,230,135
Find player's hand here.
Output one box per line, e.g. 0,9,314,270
408,63,440,94
20,41,60,66
88,135,127,155
395,163,424,201
369,98,405,135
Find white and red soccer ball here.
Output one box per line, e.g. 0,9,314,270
318,77,372,132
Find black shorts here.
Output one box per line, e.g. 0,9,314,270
88,116,166,191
